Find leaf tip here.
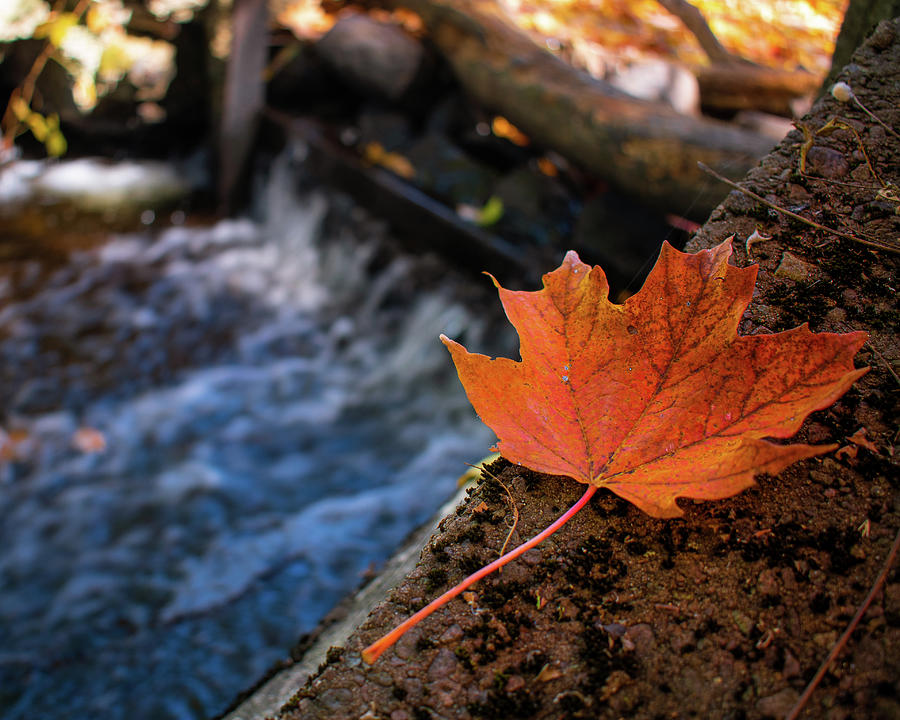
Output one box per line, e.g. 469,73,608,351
440,333,463,350
558,250,590,276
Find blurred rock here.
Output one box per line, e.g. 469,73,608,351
316,14,426,101
608,58,700,116
492,166,577,247
573,190,671,289
805,146,850,179
734,111,795,141
405,133,497,206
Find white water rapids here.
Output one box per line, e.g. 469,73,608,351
0,148,502,720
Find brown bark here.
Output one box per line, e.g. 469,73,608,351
657,0,739,65
696,63,820,116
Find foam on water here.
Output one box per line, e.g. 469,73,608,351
0,157,190,211
0,149,498,719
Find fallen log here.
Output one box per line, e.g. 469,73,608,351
696,62,820,116
265,111,542,286
375,0,775,218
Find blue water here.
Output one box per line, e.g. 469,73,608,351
0,150,500,719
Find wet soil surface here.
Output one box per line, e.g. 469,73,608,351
276,20,899,720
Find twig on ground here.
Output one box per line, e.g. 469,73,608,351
697,162,900,255
799,176,881,191
859,338,900,387
478,465,520,564
785,525,900,720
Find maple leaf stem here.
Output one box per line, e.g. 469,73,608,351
361,484,598,664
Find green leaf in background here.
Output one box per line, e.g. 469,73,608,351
476,195,504,227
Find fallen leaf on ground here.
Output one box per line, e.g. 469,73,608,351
362,142,415,179
443,238,867,517
362,238,867,663
0,428,30,462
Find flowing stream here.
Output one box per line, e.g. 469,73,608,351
0,148,502,720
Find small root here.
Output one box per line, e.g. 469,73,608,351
476,464,520,566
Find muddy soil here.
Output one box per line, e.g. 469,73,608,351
276,20,899,720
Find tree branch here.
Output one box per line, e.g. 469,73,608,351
656,0,749,66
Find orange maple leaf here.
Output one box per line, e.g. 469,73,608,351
442,238,867,518
362,239,867,663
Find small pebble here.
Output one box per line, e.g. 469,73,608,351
438,624,464,644
756,687,800,718
782,649,801,679
504,675,526,693
757,569,779,596
775,252,819,283
426,648,458,680
805,146,849,178
871,20,895,50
